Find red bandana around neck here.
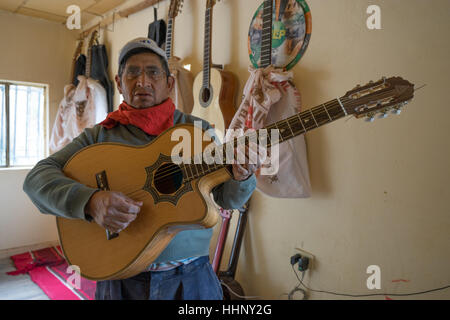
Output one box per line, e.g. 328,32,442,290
100,98,175,136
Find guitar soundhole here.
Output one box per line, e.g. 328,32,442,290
154,162,183,195
200,85,213,108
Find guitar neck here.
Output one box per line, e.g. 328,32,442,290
70,56,77,84
165,18,174,59
263,97,348,147
260,0,273,68
202,5,213,88
86,47,92,78
181,97,349,181
86,32,98,79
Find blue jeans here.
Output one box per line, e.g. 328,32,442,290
95,256,223,300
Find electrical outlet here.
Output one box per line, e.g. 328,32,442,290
295,248,315,271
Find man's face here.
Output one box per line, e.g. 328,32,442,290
115,52,174,109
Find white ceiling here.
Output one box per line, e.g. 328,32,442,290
0,0,127,25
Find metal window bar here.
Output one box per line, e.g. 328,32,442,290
12,85,17,164
0,84,5,167
6,84,9,167
25,86,30,159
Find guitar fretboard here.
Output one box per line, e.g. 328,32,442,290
260,0,273,68
264,98,348,146
202,6,213,88
180,97,350,182
165,18,174,59
86,47,92,78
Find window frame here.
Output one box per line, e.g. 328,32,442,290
0,80,48,168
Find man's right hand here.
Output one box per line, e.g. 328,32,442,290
85,191,143,234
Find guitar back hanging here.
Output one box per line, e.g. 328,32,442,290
248,0,312,70
148,7,167,48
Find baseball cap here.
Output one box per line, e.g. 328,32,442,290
118,37,168,70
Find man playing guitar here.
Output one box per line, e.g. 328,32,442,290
23,38,264,300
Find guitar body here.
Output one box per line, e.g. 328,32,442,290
56,123,232,281
191,68,236,142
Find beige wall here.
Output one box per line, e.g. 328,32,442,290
1,0,449,300
0,10,77,250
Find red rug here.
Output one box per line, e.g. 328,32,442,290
7,246,96,300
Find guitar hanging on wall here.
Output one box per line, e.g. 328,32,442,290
71,31,108,132
190,0,237,142
165,0,195,114
248,0,311,70
56,76,415,281
165,0,182,60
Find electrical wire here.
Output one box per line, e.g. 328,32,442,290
220,280,261,300
290,265,450,298
287,269,308,300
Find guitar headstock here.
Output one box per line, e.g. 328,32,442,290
169,0,183,19
207,0,217,8
88,30,99,49
73,40,84,61
343,77,415,122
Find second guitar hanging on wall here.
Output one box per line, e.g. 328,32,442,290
248,0,312,70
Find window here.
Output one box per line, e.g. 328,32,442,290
0,81,47,167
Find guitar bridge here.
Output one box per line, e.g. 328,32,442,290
95,171,119,241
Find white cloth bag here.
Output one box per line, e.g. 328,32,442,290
49,75,108,154
227,66,311,198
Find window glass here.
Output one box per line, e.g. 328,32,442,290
9,85,45,166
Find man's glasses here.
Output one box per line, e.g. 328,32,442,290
125,66,166,81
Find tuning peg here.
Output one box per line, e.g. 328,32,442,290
378,112,388,119
365,113,375,122
391,106,402,115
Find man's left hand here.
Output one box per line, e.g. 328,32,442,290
232,143,267,181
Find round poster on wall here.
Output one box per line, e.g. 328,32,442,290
248,0,312,70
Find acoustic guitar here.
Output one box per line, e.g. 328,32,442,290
56,76,414,280
191,0,237,142
165,0,195,114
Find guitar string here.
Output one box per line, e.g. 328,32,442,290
101,85,407,201
158,87,403,182
118,92,399,197
146,97,353,185
150,97,353,182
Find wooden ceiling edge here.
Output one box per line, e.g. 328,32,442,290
14,0,28,14
79,0,163,39
19,6,67,18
